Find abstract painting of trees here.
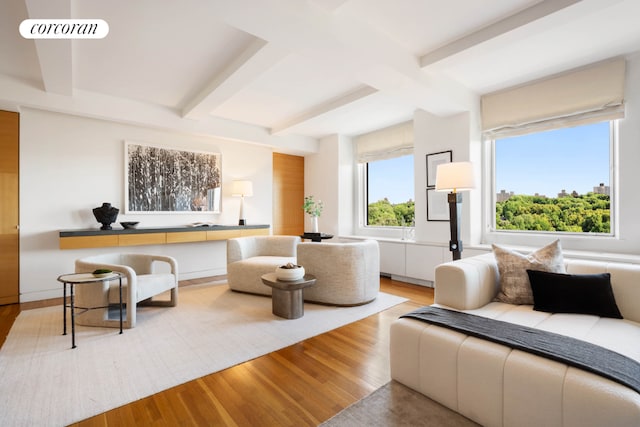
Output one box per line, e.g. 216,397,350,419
126,143,221,213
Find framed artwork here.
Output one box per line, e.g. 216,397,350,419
426,150,452,187
125,141,222,214
427,188,449,221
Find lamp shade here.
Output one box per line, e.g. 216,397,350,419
231,180,253,197
435,162,476,192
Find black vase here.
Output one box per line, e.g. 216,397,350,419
93,202,119,230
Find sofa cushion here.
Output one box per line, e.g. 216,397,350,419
463,302,639,361
526,270,623,319
492,240,566,305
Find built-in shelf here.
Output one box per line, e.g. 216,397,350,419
59,224,270,249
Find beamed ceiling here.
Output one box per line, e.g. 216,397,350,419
2,0,640,153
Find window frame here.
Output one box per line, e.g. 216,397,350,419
357,155,415,232
483,120,618,242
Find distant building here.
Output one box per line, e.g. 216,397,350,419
593,183,610,195
558,189,569,198
496,190,514,202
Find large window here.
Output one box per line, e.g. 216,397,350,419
366,155,414,227
492,121,614,234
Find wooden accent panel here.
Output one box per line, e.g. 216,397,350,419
166,231,207,244
59,235,119,249
206,230,243,241
0,111,19,305
118,233,166,246
272,153,304,236
240,227,269,237
206,227,267,240
59,226,271,249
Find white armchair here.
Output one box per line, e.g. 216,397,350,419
227,235,300,295
296,239,380,306
74,253,178,328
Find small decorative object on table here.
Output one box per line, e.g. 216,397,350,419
92,268,113,278
275,262,305,281
93,202,119,230
301,232,333,242
120,221,139,229
302,195,323,233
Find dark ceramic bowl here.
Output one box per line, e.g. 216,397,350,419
120,221,139,229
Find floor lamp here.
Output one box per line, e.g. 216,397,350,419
231,180,253,226
435,161,475,261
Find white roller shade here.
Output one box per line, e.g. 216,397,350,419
482,58,625,138
355,121,413,163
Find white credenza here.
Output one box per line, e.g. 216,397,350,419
343,236,489,286
378,240,406,277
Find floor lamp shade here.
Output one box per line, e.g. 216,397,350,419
435,162,475,260
435,161,476,193
231,180,253,225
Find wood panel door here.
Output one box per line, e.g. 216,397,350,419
272,153,304,236
0,110,19,305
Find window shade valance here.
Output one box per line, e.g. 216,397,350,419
355,121,413,163
482,58,626,138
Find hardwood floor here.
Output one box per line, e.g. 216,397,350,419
0,276,433,426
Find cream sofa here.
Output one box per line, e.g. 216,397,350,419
227,236,380,306
390,253,640,427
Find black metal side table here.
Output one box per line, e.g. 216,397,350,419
300,232,334,242
57,272,124,349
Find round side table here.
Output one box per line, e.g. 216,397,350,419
57,272,124,349
261,273,316,319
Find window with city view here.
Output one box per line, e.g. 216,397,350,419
493,121,613,234
366,155,415,227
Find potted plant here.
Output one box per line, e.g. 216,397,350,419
302,195,323,233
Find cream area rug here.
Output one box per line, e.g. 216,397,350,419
321,381,480,427
0,282,406,427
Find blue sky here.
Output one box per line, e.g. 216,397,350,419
368,155,414,204
496,122,610,197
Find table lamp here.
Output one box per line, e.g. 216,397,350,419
231,180,253,225
435,161,475,260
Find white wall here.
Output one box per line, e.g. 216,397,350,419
412,110,480,247
304,134,355,236
20,108,273,302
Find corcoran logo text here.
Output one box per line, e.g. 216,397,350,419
19,19,109,39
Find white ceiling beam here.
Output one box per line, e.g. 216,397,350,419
0,73,318,154
181,38,289,120
24,0,73,95
419,0,581,68
214,0,477,128
214,0,420,79
271,85,378,135
309,0,351,13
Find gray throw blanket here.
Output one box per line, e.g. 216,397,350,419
401,306,640,394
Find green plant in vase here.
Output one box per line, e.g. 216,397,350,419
303,196,323,232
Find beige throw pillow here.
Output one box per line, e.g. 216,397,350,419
492,240,566,305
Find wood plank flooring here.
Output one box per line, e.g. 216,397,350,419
0,276,433,426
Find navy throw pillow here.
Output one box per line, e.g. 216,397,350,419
526,270,623,319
